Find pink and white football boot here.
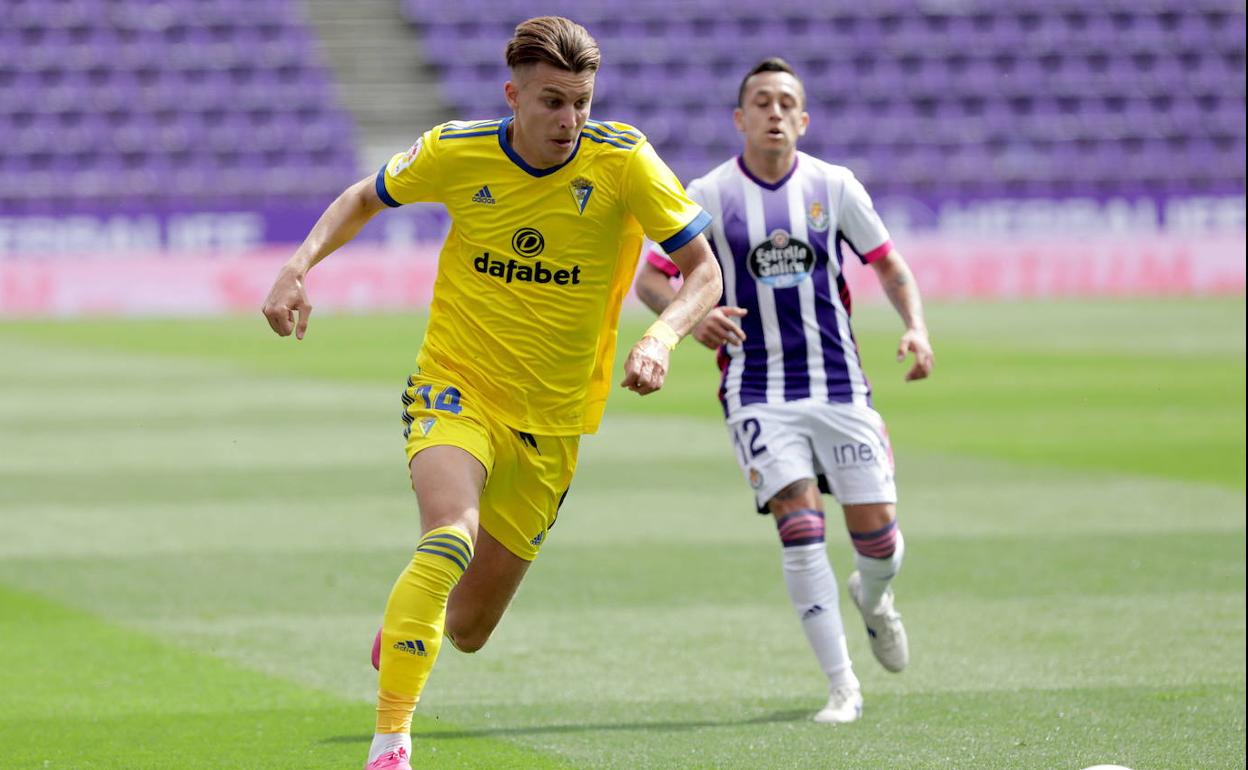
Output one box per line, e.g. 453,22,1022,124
364,746,411,770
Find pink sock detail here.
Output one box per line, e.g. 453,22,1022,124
777,509,826,547
851,521,898,558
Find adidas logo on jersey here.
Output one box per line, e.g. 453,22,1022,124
472,185,496,204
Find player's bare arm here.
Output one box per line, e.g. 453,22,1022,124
635,261,747,350
621,233,721,395
634,261,675,316
870,250,934,381
261,175,388,339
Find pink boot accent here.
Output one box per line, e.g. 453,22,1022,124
365,746,411,770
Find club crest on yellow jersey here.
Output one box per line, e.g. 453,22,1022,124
569,176,594,214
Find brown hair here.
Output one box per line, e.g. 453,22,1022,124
505,16,601,73
737,57,803,106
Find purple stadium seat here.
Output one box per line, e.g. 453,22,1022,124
0,0,358,208
3,1,1244,211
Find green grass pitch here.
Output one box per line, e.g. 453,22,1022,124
0,298,1243,769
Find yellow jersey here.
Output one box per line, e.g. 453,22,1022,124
377,117,710,435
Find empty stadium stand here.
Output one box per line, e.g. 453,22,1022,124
0,0,359,212
402,0,1246,200
0,0,1242,216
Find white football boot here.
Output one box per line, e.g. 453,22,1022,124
847,570,909,673
813,685,863,724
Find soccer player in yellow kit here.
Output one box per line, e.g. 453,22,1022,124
260,16,720,770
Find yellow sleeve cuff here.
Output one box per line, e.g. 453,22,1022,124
643,319,681,351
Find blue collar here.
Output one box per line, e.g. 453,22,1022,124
498,116,582,177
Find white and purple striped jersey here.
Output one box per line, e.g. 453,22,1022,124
647,153,893,417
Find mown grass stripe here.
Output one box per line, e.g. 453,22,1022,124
0,585,569,768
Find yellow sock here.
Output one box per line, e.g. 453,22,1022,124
375,525,474,733
375,688,418,734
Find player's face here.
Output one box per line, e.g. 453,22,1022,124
505,63,595,168
733,71,809,156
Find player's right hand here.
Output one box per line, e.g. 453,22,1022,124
261,265,314,340
692,306,748,349
620,335,671,395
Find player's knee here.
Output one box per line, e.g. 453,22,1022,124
445,626,490,654
843,502,896,531
444,609,499,653
769,499,807,518
767,480,820,519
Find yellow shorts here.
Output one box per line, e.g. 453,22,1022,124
401,372,579,561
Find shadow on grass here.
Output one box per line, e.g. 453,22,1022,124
320,708,811,744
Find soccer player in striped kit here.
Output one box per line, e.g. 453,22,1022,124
637,57,934,724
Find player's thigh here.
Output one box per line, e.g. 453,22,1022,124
809,403,897,507
478,428,579,562
445,526,530,651
402,373,493,532
726,405,818,513
409,446,487,533
447,429,577,649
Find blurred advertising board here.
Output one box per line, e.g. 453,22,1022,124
0,195,1242,316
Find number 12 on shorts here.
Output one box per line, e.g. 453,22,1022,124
732,418,767,465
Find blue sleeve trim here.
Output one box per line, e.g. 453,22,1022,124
659,209,712,253
374,164,402,208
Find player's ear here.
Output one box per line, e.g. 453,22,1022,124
732,107,745,134
504,80,519,111
797,111,810,137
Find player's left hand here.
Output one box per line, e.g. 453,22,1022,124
897,328,934,381
620,336,671,395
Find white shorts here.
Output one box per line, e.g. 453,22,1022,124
726,400,897,511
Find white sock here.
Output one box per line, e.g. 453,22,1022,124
854,530,905,613
367,733,411,764
782,542,859,690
